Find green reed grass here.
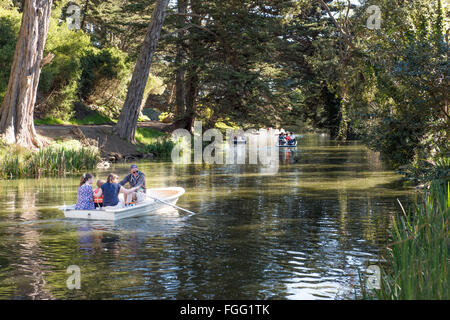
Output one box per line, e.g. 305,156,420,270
363,180,449,299
0,140,100,179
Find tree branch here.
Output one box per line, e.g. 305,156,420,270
40,53,55,68
161,24,218,39
317,0,355,50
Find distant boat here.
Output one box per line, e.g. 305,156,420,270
60,187,185,221
277,142,297,147
232,137,247,144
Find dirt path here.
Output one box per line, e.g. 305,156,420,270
35,121,171,161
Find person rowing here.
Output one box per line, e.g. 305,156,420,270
119,164,147,206
279,132,286,145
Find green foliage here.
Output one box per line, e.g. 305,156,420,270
34,111,114,126
0,5,20,103
79,47,132,118
398,156,450,185
137,138,176,157
0,140,101,179
0,2,133,121
36,4,93,120
375,181,449,299
158,112,171,123
134,127,166,145
34,117,67,125
351,0,449,169
159,0,291,128
286,0,449,172
1,0,447,175
135,127,181,157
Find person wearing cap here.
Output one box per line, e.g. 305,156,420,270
119,165,147,205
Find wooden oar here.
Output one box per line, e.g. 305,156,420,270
146,195,197,216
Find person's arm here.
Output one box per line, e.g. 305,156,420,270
118,174,130,186
120,186,139,195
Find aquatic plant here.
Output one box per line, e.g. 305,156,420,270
362,180,449,299
137,136,177,157
0,140,101,179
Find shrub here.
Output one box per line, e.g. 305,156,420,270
79,47,132,118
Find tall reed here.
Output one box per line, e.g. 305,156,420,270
364,180,449,299
0,141,101,179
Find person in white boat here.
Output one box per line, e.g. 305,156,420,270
99,173,139,208
75,173,95,210
119,164,147,205
279,132,287,145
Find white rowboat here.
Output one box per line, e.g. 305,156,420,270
59,187,185,221
277,142,297,147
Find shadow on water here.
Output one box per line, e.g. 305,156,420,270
0,134,415,299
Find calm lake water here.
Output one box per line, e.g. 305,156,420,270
0,134,415,300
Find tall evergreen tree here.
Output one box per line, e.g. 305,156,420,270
114,0,170,143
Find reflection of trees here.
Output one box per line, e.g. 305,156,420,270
2,183,54,299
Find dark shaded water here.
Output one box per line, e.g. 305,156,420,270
0,135,415,299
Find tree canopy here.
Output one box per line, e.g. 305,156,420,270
0,0,448,166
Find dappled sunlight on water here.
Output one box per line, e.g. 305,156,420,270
0,135,415,299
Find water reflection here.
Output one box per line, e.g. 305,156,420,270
0,135,414,299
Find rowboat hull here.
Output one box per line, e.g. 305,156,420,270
277,143,297,147
60,187,185,221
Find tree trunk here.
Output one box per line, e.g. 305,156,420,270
168,0,200,133
0,0,53,148
175,0,187,116
114,0,170,143
81,0,89,30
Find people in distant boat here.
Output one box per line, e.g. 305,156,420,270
285,134,291,142
279,132,287,145
100,173,139,208
233,136,246,145
93,179,105,208
119,165,147,205
75,173,95,210
288,132,296,145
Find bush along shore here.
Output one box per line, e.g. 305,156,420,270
361,179,449,299
0,140,100,179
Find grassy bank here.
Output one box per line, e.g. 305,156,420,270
135,127,179,157
362,180,449,299
34,114,115,126
0,140,100,179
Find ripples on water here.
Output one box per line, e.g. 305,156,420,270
0,135,415,300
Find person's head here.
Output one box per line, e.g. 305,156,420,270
80,173,93,186
96,179,105,188
107,173,119,184
130,164,139,176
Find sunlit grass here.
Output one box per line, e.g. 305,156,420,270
135,127,166,145
135,127,189,157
